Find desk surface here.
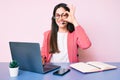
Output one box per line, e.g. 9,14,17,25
0,62,120,80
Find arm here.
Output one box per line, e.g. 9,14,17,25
75,25,91,49
64,4,91,49
41,32,47,64
41,31,50,63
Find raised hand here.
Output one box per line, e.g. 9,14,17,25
63,4,78,26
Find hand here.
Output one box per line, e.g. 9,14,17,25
63,4,78,26
42,56,46,65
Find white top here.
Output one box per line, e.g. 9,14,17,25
50,32,69,63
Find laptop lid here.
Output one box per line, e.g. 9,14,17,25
9,42,60,74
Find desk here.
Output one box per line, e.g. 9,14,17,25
0,62,120,80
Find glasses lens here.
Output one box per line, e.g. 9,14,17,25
55,13,68,19
55,14,60,19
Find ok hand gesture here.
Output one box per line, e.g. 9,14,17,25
64,4,78,26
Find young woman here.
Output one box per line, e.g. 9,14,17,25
41,3,91,63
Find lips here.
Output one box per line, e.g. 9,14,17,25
58,21,67,25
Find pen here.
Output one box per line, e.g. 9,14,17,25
87,63,102,70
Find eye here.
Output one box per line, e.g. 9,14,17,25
55,14,60,18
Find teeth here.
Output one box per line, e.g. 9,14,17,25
59,21,65,24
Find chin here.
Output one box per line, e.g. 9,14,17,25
59,25,66,27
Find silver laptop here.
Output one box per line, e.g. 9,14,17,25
9,42,60,73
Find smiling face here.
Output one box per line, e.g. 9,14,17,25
55,7,68,28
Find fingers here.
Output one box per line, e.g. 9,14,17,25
42,56,46,65
62,11,69,21
63,11,70,16
62,4,76,23
67,4,75,14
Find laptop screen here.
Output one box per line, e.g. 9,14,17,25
9,42,44,73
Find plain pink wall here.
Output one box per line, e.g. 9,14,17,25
0,0,120,62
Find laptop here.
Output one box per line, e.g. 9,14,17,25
9,42,60,73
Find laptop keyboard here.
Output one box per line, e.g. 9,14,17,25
43,63,60,72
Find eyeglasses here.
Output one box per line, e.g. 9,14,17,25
54,13,68,19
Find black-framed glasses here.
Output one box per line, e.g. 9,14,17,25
54,13,68,19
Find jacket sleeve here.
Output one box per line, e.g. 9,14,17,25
41,31,50,62
75,25,91,49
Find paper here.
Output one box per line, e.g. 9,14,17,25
70,61,117,73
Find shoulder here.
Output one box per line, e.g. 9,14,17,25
43,30,51,38
74,25,85,33
75,25,83,30
44,30,51,35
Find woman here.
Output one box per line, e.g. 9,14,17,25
41,3,91,63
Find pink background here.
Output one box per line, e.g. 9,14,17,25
0,0,120,62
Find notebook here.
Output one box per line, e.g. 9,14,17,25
9,42,60,73
70,61,117,73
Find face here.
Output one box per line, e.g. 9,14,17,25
55,7,68,28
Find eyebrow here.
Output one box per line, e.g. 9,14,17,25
55,13,66,16
56,13,64,14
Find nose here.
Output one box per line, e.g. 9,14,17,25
59,16,62,20
58,15,63,20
